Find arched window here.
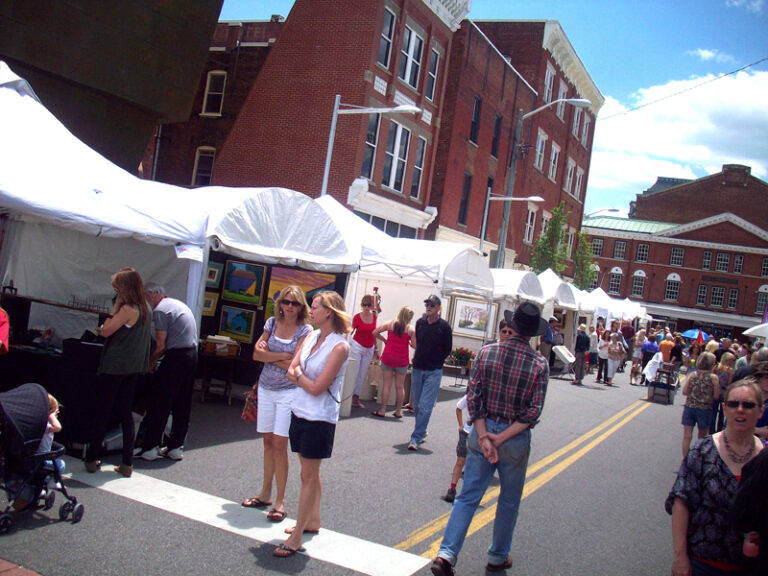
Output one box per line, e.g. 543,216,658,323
756,285,768,315
608,266,623,295
665,273,681,302
631,270,646,298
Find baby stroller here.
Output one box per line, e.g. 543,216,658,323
0,383,84,533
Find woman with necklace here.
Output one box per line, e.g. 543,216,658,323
348,294,378,409
667,378,764,576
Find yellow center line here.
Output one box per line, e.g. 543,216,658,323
420,401,651,558
394,400,647,552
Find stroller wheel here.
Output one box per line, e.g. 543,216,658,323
59,501,73,521
0,513,13,534
44,490,56,511
71,502,85,524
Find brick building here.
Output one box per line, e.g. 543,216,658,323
583,164,768,338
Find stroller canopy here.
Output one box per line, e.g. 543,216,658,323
0,383,49,457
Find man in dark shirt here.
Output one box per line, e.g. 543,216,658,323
408,295,452,451
619,321,635,373
431,302,549,576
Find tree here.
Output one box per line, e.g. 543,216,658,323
572,231,597,289
530,201,570,275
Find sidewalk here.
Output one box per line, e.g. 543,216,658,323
0,558,43,576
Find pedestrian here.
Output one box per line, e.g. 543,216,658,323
587,324,598,374
713,351,736,433
539,317,555,366
731,446,768,576
241,285,312,522
408,295,452,451
136,283,199,462
274,291,350,557
573,324,590,386
596,329,610,383
680,352,719,459
605,332,624,386
0,304,8,355
619,320,635,373
349,294,378,409
85,267,152,478
371,306,416,419
430,302,549,576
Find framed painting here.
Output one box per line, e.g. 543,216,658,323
450,297,498,341
222,260,266,306
264,266,337,318
206,261,224,289
202,291,219,317
219,305,256,343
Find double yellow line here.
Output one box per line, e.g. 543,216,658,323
395,400,651,557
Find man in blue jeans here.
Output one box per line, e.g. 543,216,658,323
431,302,550,575
408,295,452,451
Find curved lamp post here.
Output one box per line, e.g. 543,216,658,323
320,94,420,197
494,98,592,268
479,194,543,254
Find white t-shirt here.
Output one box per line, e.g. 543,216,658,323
456,395,472,434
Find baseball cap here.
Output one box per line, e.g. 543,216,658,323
424,295,441,307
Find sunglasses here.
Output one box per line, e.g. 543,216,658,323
724,400,758,410
425,303,436,308
282,300,302,307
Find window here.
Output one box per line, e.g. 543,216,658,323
702,251,712,270
696,285,708,306
734,254,744,274
728,288,739,310
762,257,768,277
491,113,502,158
572,107,582,138
613,240,626,260
524,208,536,243
591,237,603,256
574,167,584,201
458,173,472,226
566,229,575,259
483,177,494,239
410,136,426,199
636,243,649,262
355,210,416,238
757,289,768,314
556,81,567,119
361,113,380,179
202,71,226,116
542,212,551,234
631,275,645,298
377,9,395,68
710,287,725,308
382,122,410,192
534,130,548,170
581,114,591,147
543,63,555,103
192,147,215,187
548,142,560,181
670,247,684,266
665,278,681,302
425,48,439,101
608,272,622,295
398,26,423,89
715,252,730,272
564,158,575,194
469,96,481,144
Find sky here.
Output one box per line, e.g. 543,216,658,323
220,0,768,217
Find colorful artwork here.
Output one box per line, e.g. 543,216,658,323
219,305,256,342
264,266,337,318
206,261,224,289
202,291,219,317
222,260,266,306
451,298,498,341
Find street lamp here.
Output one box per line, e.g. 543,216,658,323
494,98,592,269
479,194,543,254
320,94,421,197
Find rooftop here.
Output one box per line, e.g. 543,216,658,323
581,216,677,234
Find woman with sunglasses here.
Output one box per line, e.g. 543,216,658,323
241,286,312,523
348,294,378,409
667,379,764,576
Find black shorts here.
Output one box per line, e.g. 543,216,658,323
289,414,336,459
456,429,469,459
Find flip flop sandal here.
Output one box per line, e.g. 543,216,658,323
284,526,320,534
371,411,387,418
273,543,306,558
267,508,288,522
392,412,403,419
241,497,272,508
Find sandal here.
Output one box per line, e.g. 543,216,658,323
241,497,272,508
392,412,403,419
273,543,306,558
285,525,320,534
371,411,387,418
267,508,287,522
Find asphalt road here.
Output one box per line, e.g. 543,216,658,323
1,366,684,576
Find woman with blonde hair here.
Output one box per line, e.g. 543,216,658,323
681,352,720,459
274,291,350,557
371,306,416,419
713,351,736,432
242,285,312,523
348,294,378,409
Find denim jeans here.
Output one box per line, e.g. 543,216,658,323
409,368,443,444
438,423,531,567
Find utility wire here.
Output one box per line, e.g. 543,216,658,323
600,56,768,121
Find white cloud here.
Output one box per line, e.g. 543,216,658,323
585,70,768,214
726,0,764,13
687,48,734,63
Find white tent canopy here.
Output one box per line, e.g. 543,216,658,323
537,268,577,310
491,269,545,304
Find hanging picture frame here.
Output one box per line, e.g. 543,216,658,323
222,260,266,306
450,297,498,340
219,304,256,343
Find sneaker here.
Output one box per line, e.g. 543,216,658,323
139,446,162,461
431,557,455,576
408,441,419,451
443,487,456,502
165,447,184,461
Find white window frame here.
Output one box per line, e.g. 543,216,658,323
564,158,575,195
757,288,768,314
670,247,684,267
410,136,427,199
581,114,591,147
734,254,744,274
556,81,568,119
608,272,622,295
534,130,548,171
710,286,725,308
636,243,649,262
574,167,584,201
469,95,481,144
524,208,536,244
762,257,768,277
631,275,645,298
201,71,226,116
727,288,739,310
664,279,681,302
361,113,381,180
192,146,216,187
543,63,555,104
715,252,730,272
382,121,410,192
398,25,424,90
702,251,712,270
548,142,560,182
572,107,582,138
613,240,626,260
696,284,708,306
425,48,439,101
591,237,603,257
542,211,551,234
378,8,396,68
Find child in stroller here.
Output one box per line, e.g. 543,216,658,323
0,383,84,533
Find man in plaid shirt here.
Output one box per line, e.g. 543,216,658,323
431,302,550,576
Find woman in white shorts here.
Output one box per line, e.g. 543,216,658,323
241,285,312,523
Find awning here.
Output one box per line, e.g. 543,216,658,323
643,303,761,329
